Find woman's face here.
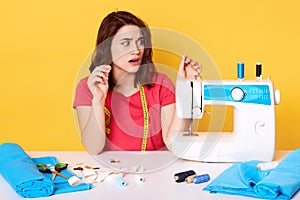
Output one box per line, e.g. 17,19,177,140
111,25,145,73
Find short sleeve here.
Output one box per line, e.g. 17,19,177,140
158,74,176,106
73,77,93,108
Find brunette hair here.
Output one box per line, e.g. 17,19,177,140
90,11,156,88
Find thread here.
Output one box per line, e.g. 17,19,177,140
237,62,244,80
135,174,145,182
256,62,262,80
115,177,127,187
185,175,197,183
174,170,196,183
192,174,210,184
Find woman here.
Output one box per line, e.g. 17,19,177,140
73,11,201,155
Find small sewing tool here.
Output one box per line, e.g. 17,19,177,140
36,163,67,181
72,163,100,183
109,158,121,164
51,163,68,181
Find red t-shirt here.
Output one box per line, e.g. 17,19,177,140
73,73,175,151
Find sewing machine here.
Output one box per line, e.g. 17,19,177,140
173,63,280,162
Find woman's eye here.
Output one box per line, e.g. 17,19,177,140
121,41,130,46
137,39,144,46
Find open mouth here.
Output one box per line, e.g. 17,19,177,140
129,58,140,64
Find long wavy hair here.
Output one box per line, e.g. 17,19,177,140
89,11,156,88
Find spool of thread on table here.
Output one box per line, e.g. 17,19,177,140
135,174,145,182
115,177,127,187
192,174,210,184
185,174,197,183
174,170,196,183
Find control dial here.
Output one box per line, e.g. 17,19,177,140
231,87,245,101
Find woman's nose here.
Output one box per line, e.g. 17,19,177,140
130,42,141,54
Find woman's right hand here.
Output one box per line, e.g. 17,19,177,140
87,65,111,102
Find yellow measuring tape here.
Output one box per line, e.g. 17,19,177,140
139,86,149,151
104,107,111,135
104,86,149,151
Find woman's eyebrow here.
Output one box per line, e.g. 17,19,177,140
120,37,132,41
120,36,144,41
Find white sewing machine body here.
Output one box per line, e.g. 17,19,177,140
173,78,280,162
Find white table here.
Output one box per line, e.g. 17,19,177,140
0,151,298,200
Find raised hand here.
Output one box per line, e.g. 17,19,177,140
87,65,111,101
178,55,202,80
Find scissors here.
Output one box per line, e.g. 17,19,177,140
37,163,68,181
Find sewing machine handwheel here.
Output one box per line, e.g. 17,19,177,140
231,87,245,101
274,89,280,104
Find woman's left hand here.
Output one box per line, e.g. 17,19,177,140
177,55,202,80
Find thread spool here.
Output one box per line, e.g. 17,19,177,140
192,174,210,184
185,175,197,183
237,62,244,80
115,177,127,187
256,62,262,80
135,174,145,182
174,170,196,183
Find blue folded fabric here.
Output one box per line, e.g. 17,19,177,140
0,143,92,198
204,149,300,199
0,143,55,198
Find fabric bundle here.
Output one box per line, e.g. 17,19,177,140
0,143,92,198
204,148,300,199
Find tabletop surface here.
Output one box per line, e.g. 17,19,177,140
0,150,299,200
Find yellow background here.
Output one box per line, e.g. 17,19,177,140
0,0,299,151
